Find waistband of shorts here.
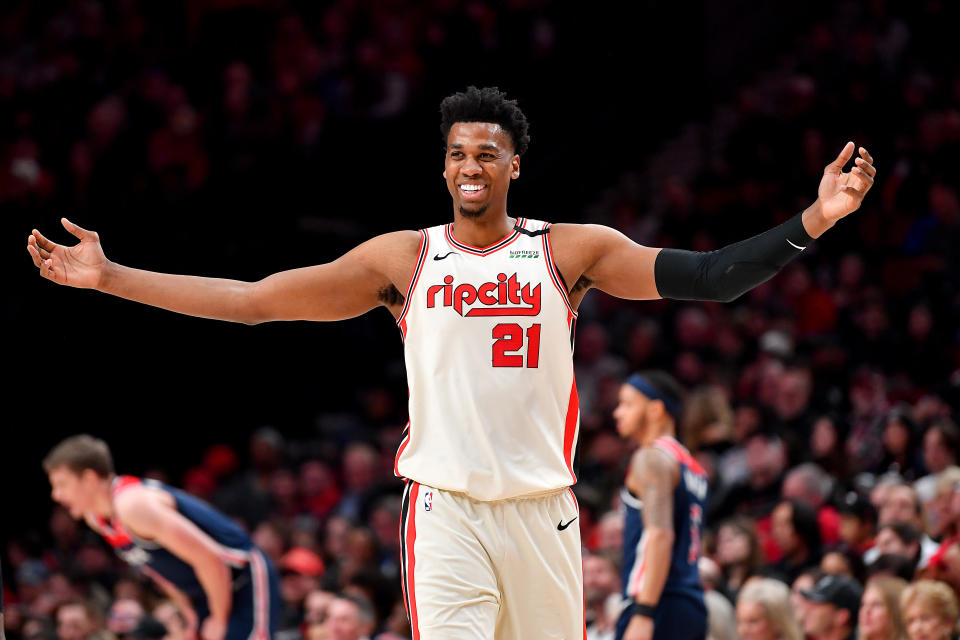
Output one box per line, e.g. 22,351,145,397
409,481,570,503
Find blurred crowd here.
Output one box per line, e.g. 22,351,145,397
4,0,960,639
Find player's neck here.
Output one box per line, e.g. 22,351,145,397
640,423,675,447
93,476,116,518
451,211,515,248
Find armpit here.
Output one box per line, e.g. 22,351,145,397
377,284,405,306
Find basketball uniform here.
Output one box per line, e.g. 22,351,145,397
394,218,584,639
616,437,708,640
93,476,279,640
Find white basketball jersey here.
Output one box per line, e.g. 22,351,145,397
394,217,580,501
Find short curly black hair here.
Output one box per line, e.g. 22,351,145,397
440,86,530,156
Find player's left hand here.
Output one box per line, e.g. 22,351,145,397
623,614,654,640
199,617,227,640
816,142,876,224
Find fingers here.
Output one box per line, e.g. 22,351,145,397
858,145,874,165
31,228,57,252
26,241,43,268
61,217,98,242
826,141,855,174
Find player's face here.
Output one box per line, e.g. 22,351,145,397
48,467,97,518
613,384,649,440
443,122,519,219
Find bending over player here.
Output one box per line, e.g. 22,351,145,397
28,87,875,638
614,371,707,640
44,435,279,640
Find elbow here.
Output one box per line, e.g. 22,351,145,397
240,281,269,325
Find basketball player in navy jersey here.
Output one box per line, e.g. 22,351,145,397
613,371,707,640
28,87,875,638
43,435,279,640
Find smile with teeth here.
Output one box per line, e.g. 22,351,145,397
460,184,486,195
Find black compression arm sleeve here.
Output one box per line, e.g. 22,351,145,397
654,212,814,303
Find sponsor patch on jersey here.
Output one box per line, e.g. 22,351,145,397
423,490,433,512
509,249,540,259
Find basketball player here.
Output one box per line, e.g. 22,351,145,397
27,87,875,638
43,435,279,640
613,371,707,640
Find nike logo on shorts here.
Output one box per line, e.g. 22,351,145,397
557,517,578,531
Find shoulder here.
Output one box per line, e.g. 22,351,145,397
549,222,624,246
353,230,423,262
629,446,680,488
114,485,174,536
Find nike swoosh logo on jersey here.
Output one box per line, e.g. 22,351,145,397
557,517,578,531
786,239,806,250
433,252,457,260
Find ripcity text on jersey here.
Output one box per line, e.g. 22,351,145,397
620,437,708,604
93,476,277,639
394,218,579,501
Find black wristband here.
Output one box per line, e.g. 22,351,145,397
632,601,657,619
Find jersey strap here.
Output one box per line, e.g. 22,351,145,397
652,437,705,475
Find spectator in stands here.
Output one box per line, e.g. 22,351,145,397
915,421,960,509
55,601,102,640
837,492,878,555
857,576,907,640
873,522,922,568
782,463,840,547
766,499,823,584
107,599,144,636
791,568,825,629
736,577,802,640
321,594,375,640
900,580,958,640
715,516,764,599
151,601,188,640
869,484,939,568
583,551,620,639
928,467,960,539
800,575,863,640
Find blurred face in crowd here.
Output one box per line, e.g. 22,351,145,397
48,467,103,519
803,602,847,638
839,512,873,546
772,502,800,556
322,598,373,640
716,524,752,567
904,600,954,640
153,602,188,640
443,122,519,219
57,604,94,640
791,574,815,626
874,527,918,560
107,598,143,634
821,551,853,578
858,585,896,640
924,429,954,474
880,486,921,527
583,555,619,605
304,590,335,625
736,600,777,640
883,419,911,457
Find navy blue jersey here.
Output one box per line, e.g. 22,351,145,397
95,476,276,639
620,437,708,603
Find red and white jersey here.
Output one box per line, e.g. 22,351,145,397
394,218,580,501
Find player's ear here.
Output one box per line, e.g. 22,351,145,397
511,154,520,179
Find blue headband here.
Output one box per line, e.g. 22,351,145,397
626,373,682,420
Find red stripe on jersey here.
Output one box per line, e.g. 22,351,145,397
406,482,421,639
396,230,429,330
540,222,578,317
112,475,141,497
563,380,580,482
653,437,706,475
393,421,411,477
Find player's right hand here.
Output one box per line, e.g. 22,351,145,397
26,218,107,289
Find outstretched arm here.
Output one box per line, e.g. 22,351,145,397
555,143,876,304
27,220,419,323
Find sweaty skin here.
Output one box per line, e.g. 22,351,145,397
26,123,875,323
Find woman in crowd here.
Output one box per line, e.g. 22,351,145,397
736,578,803,640
858,576,907,640
715,517,764,599
900,580,958,640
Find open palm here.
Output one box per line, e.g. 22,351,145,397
818,142,876,223
26,218,107,289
